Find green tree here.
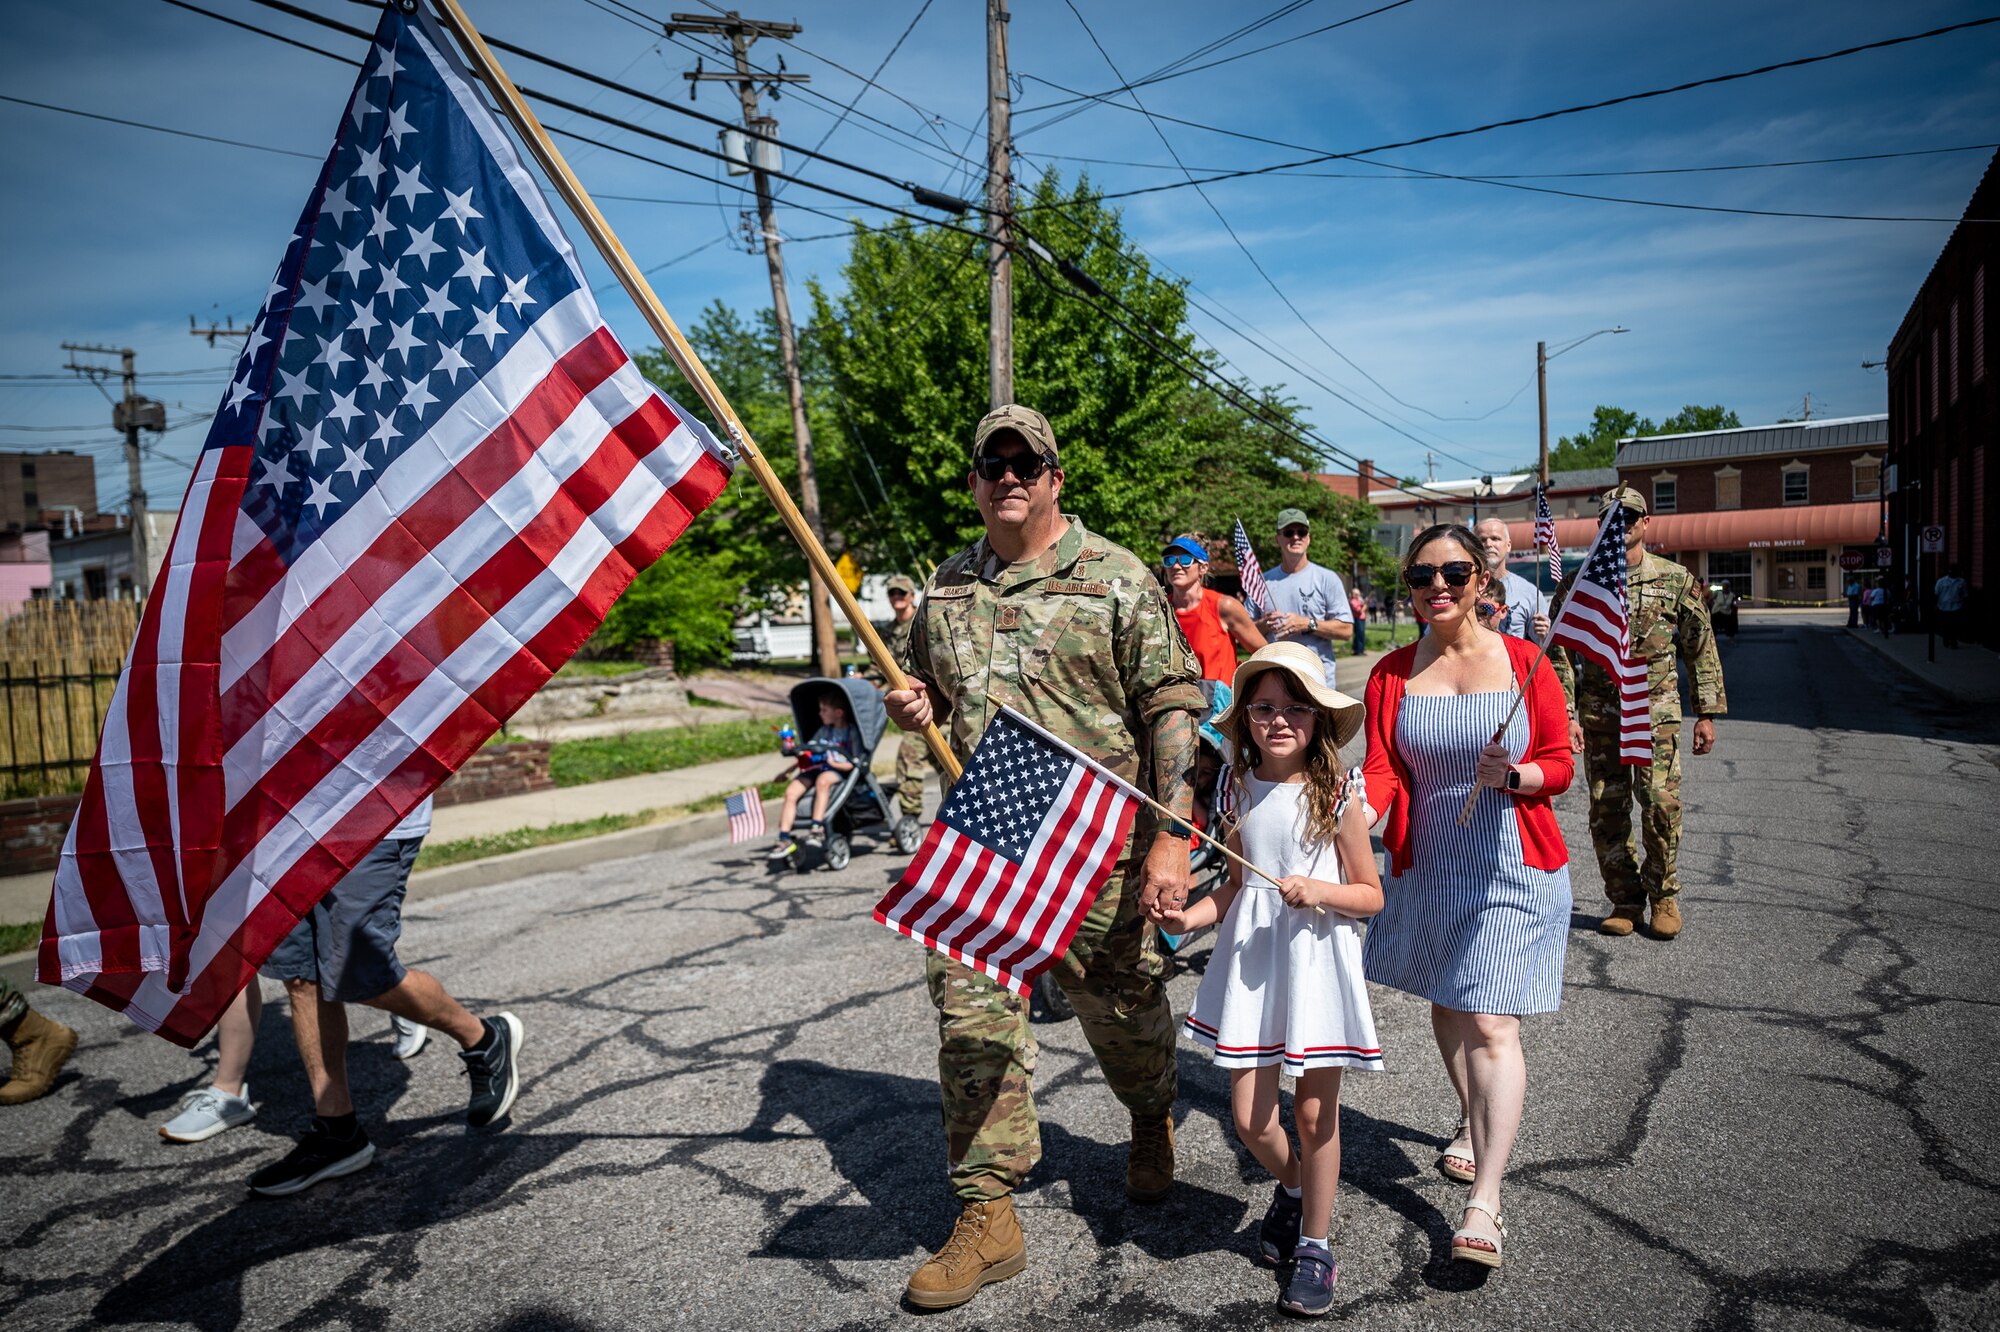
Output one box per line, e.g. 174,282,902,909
1530,403,1742,472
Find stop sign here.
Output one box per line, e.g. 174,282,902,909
1838,550,1865,571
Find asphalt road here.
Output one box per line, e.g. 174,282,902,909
5,614,1997,1330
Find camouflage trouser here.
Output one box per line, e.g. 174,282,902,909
925,867,1177,1201
894,732,932,819
1582,716,1683,904
0,975,26,1035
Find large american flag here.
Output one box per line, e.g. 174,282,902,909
1549,506,1651,765
1232,519,1271,618
39,5,731,1044
873,708,1141,996
1534,485,1561,584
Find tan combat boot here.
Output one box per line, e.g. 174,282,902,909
1598,905,1645,937
0,1008,79,1106
1127,1112,1175,1202
904,1197,1026,1310
1648,897,1683,940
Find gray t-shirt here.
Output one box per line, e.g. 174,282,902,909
1496,569,1549,642
1261,560,1353,672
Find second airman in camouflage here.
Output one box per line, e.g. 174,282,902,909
885,403,1205,1311
1553,486,1727,942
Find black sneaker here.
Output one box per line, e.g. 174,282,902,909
1258,1185,1304,1266
247,1120,375,1197
461,1012,524,1128
1278,1243,1337,1317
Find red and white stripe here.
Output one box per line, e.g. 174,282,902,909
874,762,1138,997
1547,521,1652,766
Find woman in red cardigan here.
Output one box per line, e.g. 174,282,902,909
1359,523,1574,1272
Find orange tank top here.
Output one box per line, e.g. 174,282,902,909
1174,589,1238,684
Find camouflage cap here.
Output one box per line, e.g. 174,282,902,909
1599,484,1648,516
973,403,1060,464
885,574,917,595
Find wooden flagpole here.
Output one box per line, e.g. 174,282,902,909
425,0,963,783
1456,506,1616,826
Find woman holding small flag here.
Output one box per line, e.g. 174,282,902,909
1358,523,1576,1270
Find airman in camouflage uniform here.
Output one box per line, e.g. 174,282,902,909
886,403,1205,1310
0,974,79,1106
1553,487,1727,942
880,573,932,823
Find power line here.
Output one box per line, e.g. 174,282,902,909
776,0,936,203
1058,14,2000,202
0,92,318,159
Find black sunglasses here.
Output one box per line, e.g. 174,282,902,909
1403,561,1478,590
973,452,1052,483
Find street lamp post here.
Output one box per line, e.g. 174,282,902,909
1538,326,1628,487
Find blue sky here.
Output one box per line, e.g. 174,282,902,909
3,0,1996,512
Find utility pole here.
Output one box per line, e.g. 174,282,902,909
676,11,839,676
1536,339,1549,488
63,342,163,600
190,314,252,347
986,0,1013,409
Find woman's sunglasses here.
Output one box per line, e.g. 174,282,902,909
973,452,1052,483
1161,552,1203,568
1403,561,1478,590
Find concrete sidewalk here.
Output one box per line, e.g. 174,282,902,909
1844,623,2000,705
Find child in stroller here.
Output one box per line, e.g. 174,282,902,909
770,688,858,864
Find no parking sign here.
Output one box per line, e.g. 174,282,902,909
1921,525,1946,553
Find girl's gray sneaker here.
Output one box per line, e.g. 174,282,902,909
159,1084,257,1143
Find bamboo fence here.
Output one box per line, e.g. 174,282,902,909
0,601,136,798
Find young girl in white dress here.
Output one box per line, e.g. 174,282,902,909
1157,642,1383,1317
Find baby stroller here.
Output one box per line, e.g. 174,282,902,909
779,677,922,871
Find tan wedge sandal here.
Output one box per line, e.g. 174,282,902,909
1451,1202,1505,1269
1438,1118,1475,1184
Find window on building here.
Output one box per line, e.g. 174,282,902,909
1708,550,1751,599
1931,328,1941,419
83,567,108,599
1652,474,1677,513
1951,299,1962,403
1852,455,1881,500
1783,463,1810,505
1774,548,1826,594
1806,565,1827,592
1715,468,1741,510
21,462,34,478
23,490,37,510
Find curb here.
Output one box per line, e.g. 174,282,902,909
1841,625,1985,706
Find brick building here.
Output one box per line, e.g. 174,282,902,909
1,449,97,531
1886,148,1995,647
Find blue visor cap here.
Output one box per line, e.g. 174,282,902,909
1162,536,1209,563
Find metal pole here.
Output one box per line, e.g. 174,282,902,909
1536,339,1549,488
987,0,1013,409
426,0,962,781
121,348,151,599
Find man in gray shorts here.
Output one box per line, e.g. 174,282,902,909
250,798,525,1197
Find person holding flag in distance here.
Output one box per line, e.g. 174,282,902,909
883,403,1206,1310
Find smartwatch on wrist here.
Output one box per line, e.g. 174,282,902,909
1505,767,1522,792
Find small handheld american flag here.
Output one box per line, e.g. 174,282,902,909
1548,505,1652,765
725,789,766,844
1233,519,1271,618
1535,485,1561,584
874,708,1141,996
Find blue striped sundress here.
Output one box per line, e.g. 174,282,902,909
1361,691,1571,1015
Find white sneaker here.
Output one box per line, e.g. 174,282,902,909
159,1083,257,1143
390,1015,429,1060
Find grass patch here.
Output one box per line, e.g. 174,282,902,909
0,921,41,956
684,691,734,709
548,714,784,787
553,659,652,680
413,779,787,870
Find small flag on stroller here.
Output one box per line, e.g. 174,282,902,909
726,788,766,843
874,707,1140,996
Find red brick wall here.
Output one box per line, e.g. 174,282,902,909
1629,447,1881,515
433,741,555,808
1,794,82,876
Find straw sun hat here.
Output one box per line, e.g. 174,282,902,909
1215,641,1366,749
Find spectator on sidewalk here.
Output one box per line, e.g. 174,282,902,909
880,573,933,832
1259,508,1354,674
1845,575,1864,628
1162,534,1266,684
1349,585,1369,656
1936,565,1969,648
250,796,524,1197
